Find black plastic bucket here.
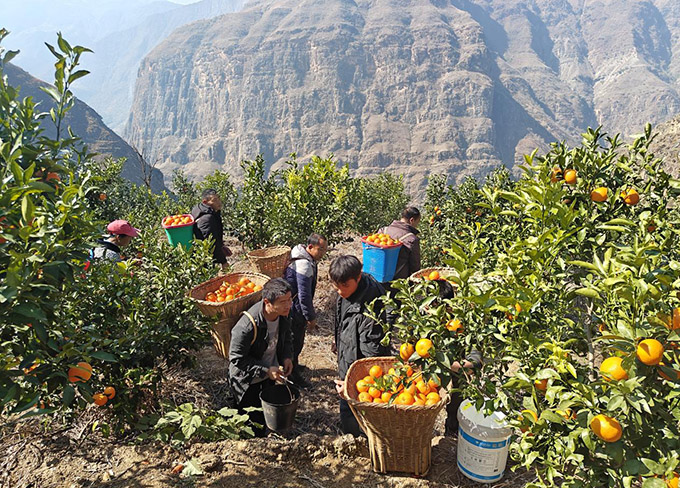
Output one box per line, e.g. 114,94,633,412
260,383,300,432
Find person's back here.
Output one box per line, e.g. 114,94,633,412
381,206,421,280
191,188,228,267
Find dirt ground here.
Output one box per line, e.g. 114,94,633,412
0,236,532,488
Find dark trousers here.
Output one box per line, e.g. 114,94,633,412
445,380,464,436
237,379,274,437
339,398,363,437
290,309,306,369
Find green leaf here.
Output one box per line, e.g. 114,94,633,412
574,288,600,300
67,70,90,84
21,195,35,224
62,385,75,406
89,351,118,362
182,458,203,476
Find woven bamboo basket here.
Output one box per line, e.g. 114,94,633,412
187,271,270,318
246,245,291,278
343,357,449,476
210,316,239,359
409,267,457,281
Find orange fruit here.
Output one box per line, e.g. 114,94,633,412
358,392,373,402
68,362,92,383
426,392,441,403
253,284,263,292
666,474,679,488
620,188,640,205
395,392,415,405
400,343,414,361
564,169,577,185
672,308,680,330
415,338,433,358
590,187,608,202
534,378,548,391
372,398,385,404
427,377,440,390
363,375,375,384
590,414,622,442
93,393,108,406
550,167,563,183
427,270,440,280
446,318,463,333
356,380,369,393
368,386,382,399
404,382,417,396
405,365,414,377
103,386,116,399
637,339,664,366
600,357,628,381
416,380,429,394
414,395,426,405
369,365,383,379
98,193,107,201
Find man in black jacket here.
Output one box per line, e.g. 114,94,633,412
228,278,294,437
191,189,230,268
330,255,389,436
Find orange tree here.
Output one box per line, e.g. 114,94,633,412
0,30,101,416
385,126,680,487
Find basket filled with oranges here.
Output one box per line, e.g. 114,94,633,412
188,272,270,358
162,214,195,249
409,267,456,281
342,356,449,476
361,233,403,282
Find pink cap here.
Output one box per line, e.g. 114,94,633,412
106,220,140,237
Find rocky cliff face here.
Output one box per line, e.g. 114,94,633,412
6,63,165,192
126,0,680,193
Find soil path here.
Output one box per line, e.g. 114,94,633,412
1,237,529,488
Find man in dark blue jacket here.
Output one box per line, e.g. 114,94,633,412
283,233,328,387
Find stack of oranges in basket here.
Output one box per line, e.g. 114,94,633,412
162,214,193,227
364,233,400,247
205,277,263,303
355,363,442,406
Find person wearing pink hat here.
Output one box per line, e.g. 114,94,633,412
90,219,140,262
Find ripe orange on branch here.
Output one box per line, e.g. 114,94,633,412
415,338,433,358
564,169,577,185
399,343,414,361
446,318,463,333
590,187,608,202
68,362,92,383
636,339,664,366
590,414,622,442
93,393,108,406
620,188,640,205
599,357,628,381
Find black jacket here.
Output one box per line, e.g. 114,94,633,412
191,202,226,264
335,273,389,378
228,301,294,403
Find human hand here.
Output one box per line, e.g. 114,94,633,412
334,379,345,397
451,360,475,373
267,366,284,382
283,359,293,377
307,319,317,332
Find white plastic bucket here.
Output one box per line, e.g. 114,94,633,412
457,399,512,483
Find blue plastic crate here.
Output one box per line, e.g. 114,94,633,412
361,241,402,282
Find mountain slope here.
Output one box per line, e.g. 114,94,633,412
6,63,165,192
125,0,680,192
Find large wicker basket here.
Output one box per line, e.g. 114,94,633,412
343,357,449,476
246,245,291,278
409,267,457,281
187,272,270,318
188,272,270,359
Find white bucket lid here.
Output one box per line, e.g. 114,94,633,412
458,399,512,437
